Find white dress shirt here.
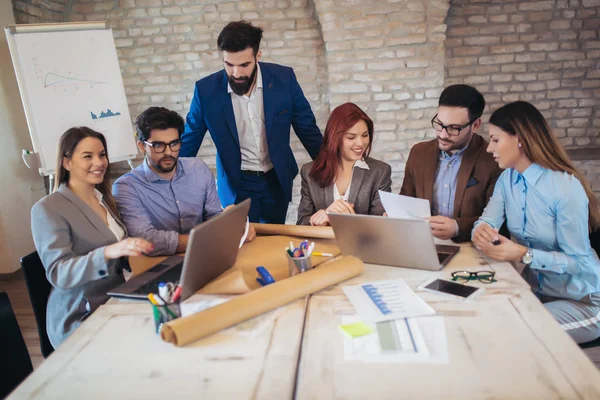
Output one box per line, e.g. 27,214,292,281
228,64,273,172
94,190,125,241
333,159,370,201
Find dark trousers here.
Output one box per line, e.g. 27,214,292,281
235,169,288,224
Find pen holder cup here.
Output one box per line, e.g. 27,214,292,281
151,301,181,334
287,254,313,277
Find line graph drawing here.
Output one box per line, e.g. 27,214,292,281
44,72,107,88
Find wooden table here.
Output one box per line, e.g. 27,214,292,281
9,244,600,399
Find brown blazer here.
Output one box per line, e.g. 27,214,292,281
297,157,392,225
400,134,501,242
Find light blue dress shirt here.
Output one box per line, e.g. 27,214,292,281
473,163,600,300
113,157,223,256
432,145,468,218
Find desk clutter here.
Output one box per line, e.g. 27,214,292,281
160,255,364,346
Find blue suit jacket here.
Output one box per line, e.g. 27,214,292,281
181,62,323,205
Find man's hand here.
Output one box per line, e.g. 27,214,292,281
310,209,330,226
245,225,256,242
427,215,458,240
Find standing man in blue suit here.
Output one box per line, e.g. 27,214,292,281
180,21,323,223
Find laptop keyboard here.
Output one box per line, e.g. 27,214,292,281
132,262,183,295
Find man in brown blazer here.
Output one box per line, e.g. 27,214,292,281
401,84,501,242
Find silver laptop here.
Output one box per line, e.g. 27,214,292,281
108,199,251,301
328,213,459,271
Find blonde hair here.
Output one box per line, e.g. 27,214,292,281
490,101,599,231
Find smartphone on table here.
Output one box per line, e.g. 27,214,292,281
419,278,483,300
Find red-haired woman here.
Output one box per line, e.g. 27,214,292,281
297,103,392,226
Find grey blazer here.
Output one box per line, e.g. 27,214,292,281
297,157,392,225
30,184,128,348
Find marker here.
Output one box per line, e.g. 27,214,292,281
171,286,182,303
312,252,334,257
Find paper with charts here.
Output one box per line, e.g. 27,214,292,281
342,279,435,323
379,191,431,219
342,316,448,364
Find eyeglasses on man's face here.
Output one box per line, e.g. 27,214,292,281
451,270,496,284
431,114,477,136
143,139,182,153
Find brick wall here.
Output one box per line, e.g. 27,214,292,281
12,0,70,23
11,0,599,220
445,0,600,149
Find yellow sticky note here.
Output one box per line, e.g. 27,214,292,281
339,321,374,338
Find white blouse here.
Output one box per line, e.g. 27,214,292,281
333,159,370,201
94,190,125,241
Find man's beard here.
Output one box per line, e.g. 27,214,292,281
228,64,257,96
153,155,177,173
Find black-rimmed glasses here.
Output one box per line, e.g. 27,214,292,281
143,139,182,153
451,270,496,284
431,114,477,136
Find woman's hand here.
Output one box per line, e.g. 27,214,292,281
310,209,330,226
480,235,527,262
104,237,154,260
472,223,499,249
326,200,355,215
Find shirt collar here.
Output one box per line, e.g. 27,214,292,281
354,159,370,170
440,142,469,160
93,189,103,202
142,158,185,183
514,163,544,185
227,63,263,96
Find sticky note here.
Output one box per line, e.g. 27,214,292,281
339,321,375,338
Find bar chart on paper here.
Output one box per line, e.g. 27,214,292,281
342,279,435,323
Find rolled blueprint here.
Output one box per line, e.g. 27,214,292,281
252,223,335,239
161,256,364,346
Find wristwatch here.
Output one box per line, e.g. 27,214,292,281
521,248,533,265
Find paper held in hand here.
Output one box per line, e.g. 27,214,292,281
379,191,431,220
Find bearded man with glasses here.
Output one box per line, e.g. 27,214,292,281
400,84,501,242
112,106,256,256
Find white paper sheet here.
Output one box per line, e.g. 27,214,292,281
342,316,448,364
379,191,431,219
342,279,436,323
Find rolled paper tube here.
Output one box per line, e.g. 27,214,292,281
160,255,364,346
252,223,335,240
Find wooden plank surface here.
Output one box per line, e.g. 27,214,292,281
295,246,600,400
8,300,306,399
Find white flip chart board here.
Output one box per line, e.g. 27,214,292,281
5,22,137,175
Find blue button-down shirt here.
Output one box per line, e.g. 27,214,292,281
113,157,223,256
473,164,600,300
432,145,468,218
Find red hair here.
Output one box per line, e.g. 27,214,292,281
309,102,374,188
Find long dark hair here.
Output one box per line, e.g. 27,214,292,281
490,101,599,230
55,127,119,217
309,103,374,188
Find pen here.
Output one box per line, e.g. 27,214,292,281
312,252,334,257
153,293,178,319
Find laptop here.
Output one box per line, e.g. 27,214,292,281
328,213,460,271
108,199,251,301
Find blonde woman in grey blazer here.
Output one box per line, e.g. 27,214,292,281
31,127,153,348
297,103,392,226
